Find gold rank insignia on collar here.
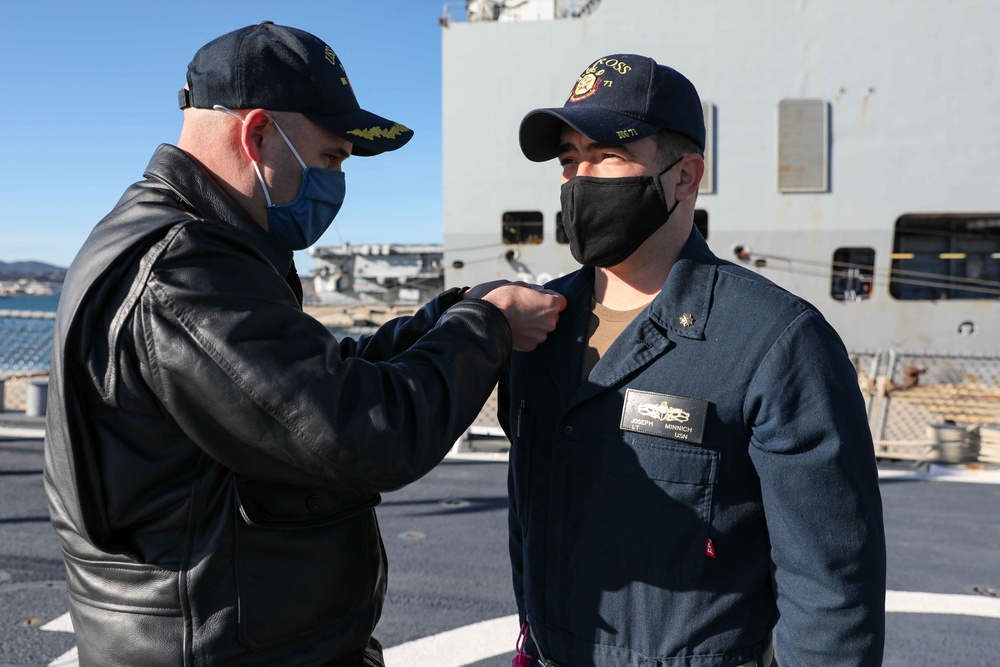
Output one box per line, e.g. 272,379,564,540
679,313,695,327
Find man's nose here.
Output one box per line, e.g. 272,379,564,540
576,160,597,177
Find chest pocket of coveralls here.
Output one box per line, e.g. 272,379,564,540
592,433,719,585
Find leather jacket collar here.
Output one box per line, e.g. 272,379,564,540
143,143,293,277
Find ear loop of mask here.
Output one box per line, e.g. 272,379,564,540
213,104,307,207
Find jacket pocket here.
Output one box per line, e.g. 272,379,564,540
587,433,719,586
233,480,381,650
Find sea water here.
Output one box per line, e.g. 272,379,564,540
0,295,58,374
0,294,60,312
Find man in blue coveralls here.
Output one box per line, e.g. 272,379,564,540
502,54,886,667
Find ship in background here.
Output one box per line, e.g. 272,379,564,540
438,0,1000,460
308,243,444,307
306,243,444,326
440,0,999,355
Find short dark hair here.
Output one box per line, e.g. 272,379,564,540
653,129,703,168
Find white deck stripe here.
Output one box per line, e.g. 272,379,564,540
925,464,1000,484
0,427,47,438
382,614,520,667
40,591,1000,667
877,466,1000,484
886,590,1000,618
47,646,78,667
40,612,73,633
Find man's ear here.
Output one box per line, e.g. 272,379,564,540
240,109,272,163
673,154,705,202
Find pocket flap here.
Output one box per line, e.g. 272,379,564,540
235,478,380,529
617,434,719,485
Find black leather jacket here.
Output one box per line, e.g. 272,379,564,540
44,144,512,665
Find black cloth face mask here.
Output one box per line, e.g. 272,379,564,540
559,156,682,268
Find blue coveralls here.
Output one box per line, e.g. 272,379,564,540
503,229,886,667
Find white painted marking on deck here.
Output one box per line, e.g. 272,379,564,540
878,465,1000,484
38,591,1000,667
925,464,1000,484
40,612,73,633
0,427,47,438
42,614,78,667
877,469,923,481
886,590,1000,618
382,614,519,667
47,646,78,667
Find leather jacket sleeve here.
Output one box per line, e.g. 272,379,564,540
337,287,464,363
134,221,511,493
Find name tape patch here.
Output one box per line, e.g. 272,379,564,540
620,389,709,444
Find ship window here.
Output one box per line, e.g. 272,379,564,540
700,102,715,194
831,247,875,301
778,99,829,193
502,211,543,245
890,214,1000,300
555,212,569,244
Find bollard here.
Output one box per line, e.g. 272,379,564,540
0,378,5,412
927,423,979,464
26,380,48,417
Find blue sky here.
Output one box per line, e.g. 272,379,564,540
0,0,448,270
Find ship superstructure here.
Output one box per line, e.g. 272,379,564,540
309,243,443,307
441,0,1000,355
440,0,1000,457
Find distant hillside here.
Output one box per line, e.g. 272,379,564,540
0,260,68,280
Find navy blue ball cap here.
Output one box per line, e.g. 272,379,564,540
519,54,705,162
179,21,413,157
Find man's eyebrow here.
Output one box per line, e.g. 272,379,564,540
557,141,632,155
588,141,632,155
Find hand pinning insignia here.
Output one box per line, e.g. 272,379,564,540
679,313,695,327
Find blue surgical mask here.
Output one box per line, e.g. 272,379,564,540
215,105,347,250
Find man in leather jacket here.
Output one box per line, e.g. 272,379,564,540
44,22,565,666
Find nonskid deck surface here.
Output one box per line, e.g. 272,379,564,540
2,436,998,667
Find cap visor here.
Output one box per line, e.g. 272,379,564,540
306,108,413,157
519,107,662,162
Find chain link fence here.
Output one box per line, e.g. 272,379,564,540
463,350,1000,464
1,307,996,465
0,310,54,411
848,350,882,417
864,350,1000,464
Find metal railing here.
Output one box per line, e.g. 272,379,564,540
1,307,996,465
0,310,54,411
463,349,1000,463
863,349,1000,463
